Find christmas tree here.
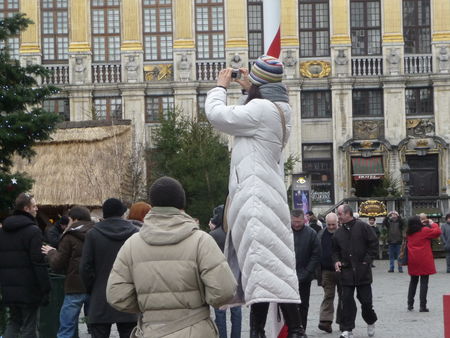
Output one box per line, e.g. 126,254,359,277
0,14,60,215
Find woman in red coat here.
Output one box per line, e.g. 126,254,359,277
406,216,441,312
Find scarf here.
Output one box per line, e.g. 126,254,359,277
259,82,289,103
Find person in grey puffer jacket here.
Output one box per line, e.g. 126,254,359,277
441,213,450,273
382,211,405,273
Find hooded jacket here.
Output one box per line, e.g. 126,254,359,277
0,210,50,305
407,223,441,276
106,207,237,338
47,220,95,294
80,217,139,324
205,86,300,306
441,222,450,251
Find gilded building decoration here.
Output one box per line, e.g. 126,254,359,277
300,61,331,78
406,119,435,137
353,120,384,140
359,200,387,217
144,64,173,81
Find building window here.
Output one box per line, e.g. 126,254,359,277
41,0,69,62
403,0,431,54
93,97,122,120
248,0,263,60
352,89,383,117
195,0,225,60
350,0,381,56
43,98,70,121
91,0,120,63
143,0,172,61
301,91,331,118
405,87,433,115
299,0,329,57
145,96,174,123
302,144,334,204
197,94,207,120
0,0,20,60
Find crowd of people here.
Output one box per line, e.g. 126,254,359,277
0,55,449,338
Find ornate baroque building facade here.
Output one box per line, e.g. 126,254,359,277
3,0,450,210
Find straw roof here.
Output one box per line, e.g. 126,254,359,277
13,121,133,207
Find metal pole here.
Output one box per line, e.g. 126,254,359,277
404,185,410,218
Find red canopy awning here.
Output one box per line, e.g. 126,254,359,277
352,157,384,180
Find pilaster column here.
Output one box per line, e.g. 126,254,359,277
382,0,404,75
68,0,92,85
121,0,144,83
122,87,146,146
383,80,406,145
19,0,41,66
173,84,198,119
281,0,299,79
225,0,248,71
432,0,450,73
330,0,351,77
69,89,92,122
331,79,353,200
173,0,196,82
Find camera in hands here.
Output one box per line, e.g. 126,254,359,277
231,69,241,80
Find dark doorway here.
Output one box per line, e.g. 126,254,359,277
407,154,439,196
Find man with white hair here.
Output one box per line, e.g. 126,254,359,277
317,213,341,333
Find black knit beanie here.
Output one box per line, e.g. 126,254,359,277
102,198,127,219
149,176,186,209
211,205,224,228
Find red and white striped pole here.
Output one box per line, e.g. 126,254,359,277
263,0,281,58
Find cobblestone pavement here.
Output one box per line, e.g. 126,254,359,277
79,258,450,338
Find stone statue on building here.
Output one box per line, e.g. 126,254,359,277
74,56,86,84
335,49,348,77
438,46,449,73
387,48,400,75
283,50,297,68
178,53,192,81
230,54,243,69
126,55,139,82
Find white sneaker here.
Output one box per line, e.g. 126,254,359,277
339,331,354,338
368,324,375,337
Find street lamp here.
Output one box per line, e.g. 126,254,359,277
400,163,411,218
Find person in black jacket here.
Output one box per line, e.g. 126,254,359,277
80,198,138,338
45,215,69,248
332,204,378,338
209,204,242,338
0,193,50,338
291,209,321,334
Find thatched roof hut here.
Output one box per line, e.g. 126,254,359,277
13,120,133,208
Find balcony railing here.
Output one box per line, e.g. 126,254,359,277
196,60,226,81
351,56,383,76
43,65,69,85
404,54,432,74
92,64,121,83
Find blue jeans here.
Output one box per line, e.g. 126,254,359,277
214,306,242,338
389,243,402,271
57,293,90,338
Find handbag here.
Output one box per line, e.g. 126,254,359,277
398,239,408,266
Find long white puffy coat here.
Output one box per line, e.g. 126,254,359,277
205,87,300,305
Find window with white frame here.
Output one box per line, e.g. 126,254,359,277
145,96,174,122
93,97,122,120
350,0,381,56
143,0,173,61
43,98,70,121
195,0,224,60
247,0,263,60
0,0,20,60
403,0,431,54
91,0,120,63
41,0,68,62
299,0,330,57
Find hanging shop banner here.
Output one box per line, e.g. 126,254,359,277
292,174,311,214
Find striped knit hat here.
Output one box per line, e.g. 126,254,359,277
249,55,284,86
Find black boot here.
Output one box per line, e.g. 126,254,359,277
250,303,269,338
279,303,306,338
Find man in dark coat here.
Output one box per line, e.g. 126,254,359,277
42,206,95,338
0,193,50,338
45,215,69,248
291,209,321,334
332,204,378,338
80,198,138,338
382,211,405,272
